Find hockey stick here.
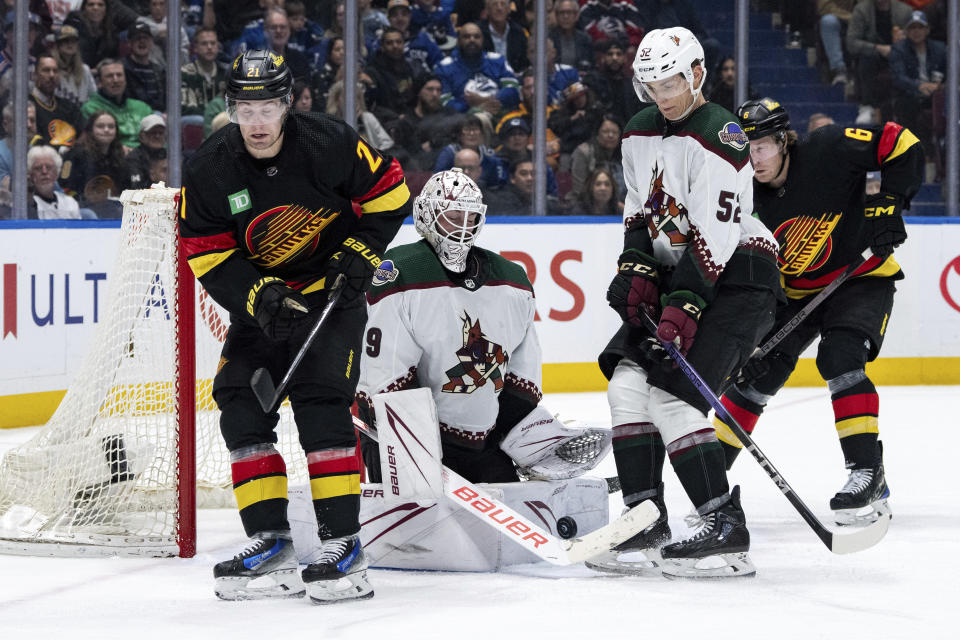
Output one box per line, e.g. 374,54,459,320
352,416,660,565
250,275,345,413
640,312,890,554
751,248,873,361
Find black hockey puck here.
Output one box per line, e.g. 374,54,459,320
556,516,577,539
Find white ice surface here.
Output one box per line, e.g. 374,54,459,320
0,387,957,639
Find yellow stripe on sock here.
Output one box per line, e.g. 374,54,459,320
836,415,879,438
310,473,361,500
712,416,744,448
234,475,288,511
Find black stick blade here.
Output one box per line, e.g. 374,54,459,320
250,367,277,413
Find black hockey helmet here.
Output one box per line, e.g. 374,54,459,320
737,97,790,141
226,49,293,102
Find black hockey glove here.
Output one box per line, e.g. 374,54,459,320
607,249,660,327
656,290,705,356
863,192,907,258
247,277,310,341
735,355,771,387
324,237,383,304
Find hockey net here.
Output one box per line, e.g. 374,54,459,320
0,186,308,557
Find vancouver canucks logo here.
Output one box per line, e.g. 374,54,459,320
441,313,507,394
719,122,748,150
245,205,341,268
773,212,842,276
644,167,689,246
372,260,399,286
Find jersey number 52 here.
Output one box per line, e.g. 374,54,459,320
716,190,741,223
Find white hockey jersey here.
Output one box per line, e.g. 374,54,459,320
357,240,542,448
620,103,778,297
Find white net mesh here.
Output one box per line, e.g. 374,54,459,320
0,187,306,557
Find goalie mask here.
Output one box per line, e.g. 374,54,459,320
632,27,706,120
413,169,487,273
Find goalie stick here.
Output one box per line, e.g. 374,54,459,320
250,275,345,413
351,415,660,565
640,312,890,554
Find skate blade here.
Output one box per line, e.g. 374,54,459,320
661,552,756,579
833,499,892,527
584,548,664,576
215,570,306,600
306,570,374,604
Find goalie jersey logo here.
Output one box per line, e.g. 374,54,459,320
644,167,689,246
442,313,507,394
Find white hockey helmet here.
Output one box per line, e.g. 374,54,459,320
632,27,706,116
413,169,487,273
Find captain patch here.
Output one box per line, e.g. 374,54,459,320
718,122,748,150
372,260,399,286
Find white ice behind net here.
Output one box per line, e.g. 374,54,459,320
0,187,306,557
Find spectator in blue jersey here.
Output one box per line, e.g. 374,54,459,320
378,0,444,77
286,1,326,57
478,0,529,76
411,0,456,51
550,0,594,72
436,22,520,116
359,0,389,46
434,113,508,188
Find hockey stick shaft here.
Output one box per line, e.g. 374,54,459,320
752,249,873,360
352,416,659,565
640,312,889,554
250,275,345,413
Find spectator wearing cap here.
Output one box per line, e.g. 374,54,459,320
436,22,520,116
64,0,141,68
548,81,604,157
889,10,945,143
181,27,228,117
485,154,565,216
139,0,191,65
0,13,39,106
126,114,167,189
577,0,645,47
495,116,561,197
0,103,39,189
411,0,456,52
376,0,443,77
478,0,529,75
52,25,98,105
29,55,84,152
27,146,86,220
582,39,641,127
82,58,152,149
846,0,913,125
550,0,594,72
434,114,508,188
123,22,166,112
495,70,562,170
365,27,420,130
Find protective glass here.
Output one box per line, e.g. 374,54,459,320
749,137,782,163
226,96,291,125
638,74,690,102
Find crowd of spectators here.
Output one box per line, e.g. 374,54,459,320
0,0,951,219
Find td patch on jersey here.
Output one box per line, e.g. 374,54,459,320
372,260,399,286
718,122,748,150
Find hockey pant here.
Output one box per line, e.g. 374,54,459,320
213,300,366,539
715,277,895,469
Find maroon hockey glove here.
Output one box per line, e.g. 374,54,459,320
863,192,907,258
324,236,384,304
607,249,660,326
247,277,310,341
656,290,705,356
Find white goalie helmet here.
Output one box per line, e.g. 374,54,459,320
632,27,706,117
413,169,487,273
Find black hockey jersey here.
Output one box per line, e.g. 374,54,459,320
754,122,923,299
179,111,411,317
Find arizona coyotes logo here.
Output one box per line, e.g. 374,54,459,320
442,313,507,394
669,35,680,46
245,205,340,268
644,167,689,245
773,212,842,276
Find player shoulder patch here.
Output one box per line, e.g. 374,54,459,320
372,259,400,286
718,122,748,150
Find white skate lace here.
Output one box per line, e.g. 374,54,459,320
318,537,352,564
683,510,703,529
839,468,874,495
684,513,716,542
235,537,273,559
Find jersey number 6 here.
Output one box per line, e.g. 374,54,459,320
716,190,741,223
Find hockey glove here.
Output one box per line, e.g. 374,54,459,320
863,192,907,258
656,290,705,356
607,249,660,326
736,355,771,387
247,277,310,341
324,237,384,304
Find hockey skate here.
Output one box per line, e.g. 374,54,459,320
586,484,670,575
830,442,891,526
660,486,756,579
302,535,373,604
213,535,305,600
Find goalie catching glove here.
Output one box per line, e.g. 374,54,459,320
324,236,384,304
500,406,612,480
247,277,310,341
